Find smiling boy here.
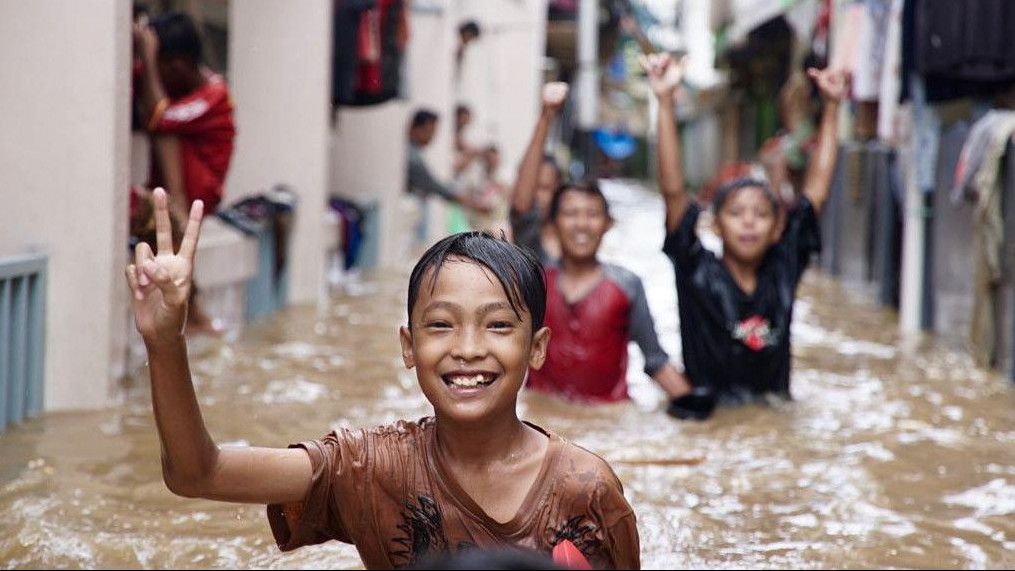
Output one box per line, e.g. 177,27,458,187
641,53,846,415
125,191,639,569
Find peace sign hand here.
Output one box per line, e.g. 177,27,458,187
125,188,204,344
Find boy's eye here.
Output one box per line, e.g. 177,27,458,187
426,321,452,329
488,320,514,330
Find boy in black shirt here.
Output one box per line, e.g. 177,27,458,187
641,53,847,418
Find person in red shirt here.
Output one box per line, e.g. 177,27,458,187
132,11,235,335
517,86,692,405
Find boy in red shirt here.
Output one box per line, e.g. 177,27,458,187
132,11,235,335
124,192,640,569
514,85,691,404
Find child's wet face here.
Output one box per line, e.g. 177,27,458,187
553,190,611,261
715,186,779,263
400,260,549,424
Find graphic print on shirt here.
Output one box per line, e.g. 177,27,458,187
550,515,602,562
732,315,781,352
390,495,450,567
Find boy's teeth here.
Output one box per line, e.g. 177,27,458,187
449,374,490,387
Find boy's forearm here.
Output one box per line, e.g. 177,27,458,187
138,55,169,129
511,109,554,214
145,336,220,495
656,99,689,231
802,100,841,214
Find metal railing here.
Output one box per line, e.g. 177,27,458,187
0,253,46,432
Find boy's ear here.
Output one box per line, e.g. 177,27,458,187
398,326,416,369
528,326,551,370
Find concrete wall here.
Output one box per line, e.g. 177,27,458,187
456,0,548,185
0,0,130,410
329,0,548,269
227,0,333,304
332,103,412,269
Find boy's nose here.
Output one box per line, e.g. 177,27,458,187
450,327,486,361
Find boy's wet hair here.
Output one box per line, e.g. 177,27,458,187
151,11,203,64
407,232,546,332
410,109,439,130
712,177,781,215
458,20,481,38
548,181,612,221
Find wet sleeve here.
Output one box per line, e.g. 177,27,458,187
606,512,641,570
510,208,545,261
152,86,227,136
661,202,704,272
781,196,822,283
408,153,459,202
266,430,368,551
595,474,641,570
624,275,670,377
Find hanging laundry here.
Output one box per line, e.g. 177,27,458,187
332,0,409,107
951,111,1015,367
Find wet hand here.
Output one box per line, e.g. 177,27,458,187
639,53,686,99
125,188,204,344
132,19,159,64
807,67,849,103
541,82,569,114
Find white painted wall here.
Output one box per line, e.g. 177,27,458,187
330,1,548,268
456,0,548,185
0,0,130,410
406,0,458,245
227,0,333,304
332,102,412,269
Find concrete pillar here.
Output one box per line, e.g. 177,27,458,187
575,0,599,175
455,0,548,182
227,1,333,304
332,102,411,269
406,0,458,245
0,0,131,410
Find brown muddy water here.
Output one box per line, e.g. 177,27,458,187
1,181,1013,569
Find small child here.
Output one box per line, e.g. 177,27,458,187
125,191,639,569
465,145,513,239
641,53,847,418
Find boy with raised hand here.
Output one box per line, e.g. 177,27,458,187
125,190,639,569
642,53,847,418
510,83,569,264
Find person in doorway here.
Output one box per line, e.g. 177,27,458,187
124,191,640,569
510,83,569,264
465,145,512,239
455,19,482,76
131,10,235,336
453,103,483,177
407,108,488,214
642,53,846,418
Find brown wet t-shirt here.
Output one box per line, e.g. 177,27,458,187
267,418,640,569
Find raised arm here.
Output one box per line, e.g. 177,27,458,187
640,54,689,233
511,82,568,215
133,18,169,136
801,67,848,215
125,189,312,504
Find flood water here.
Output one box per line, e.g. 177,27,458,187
2,181,1013,569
